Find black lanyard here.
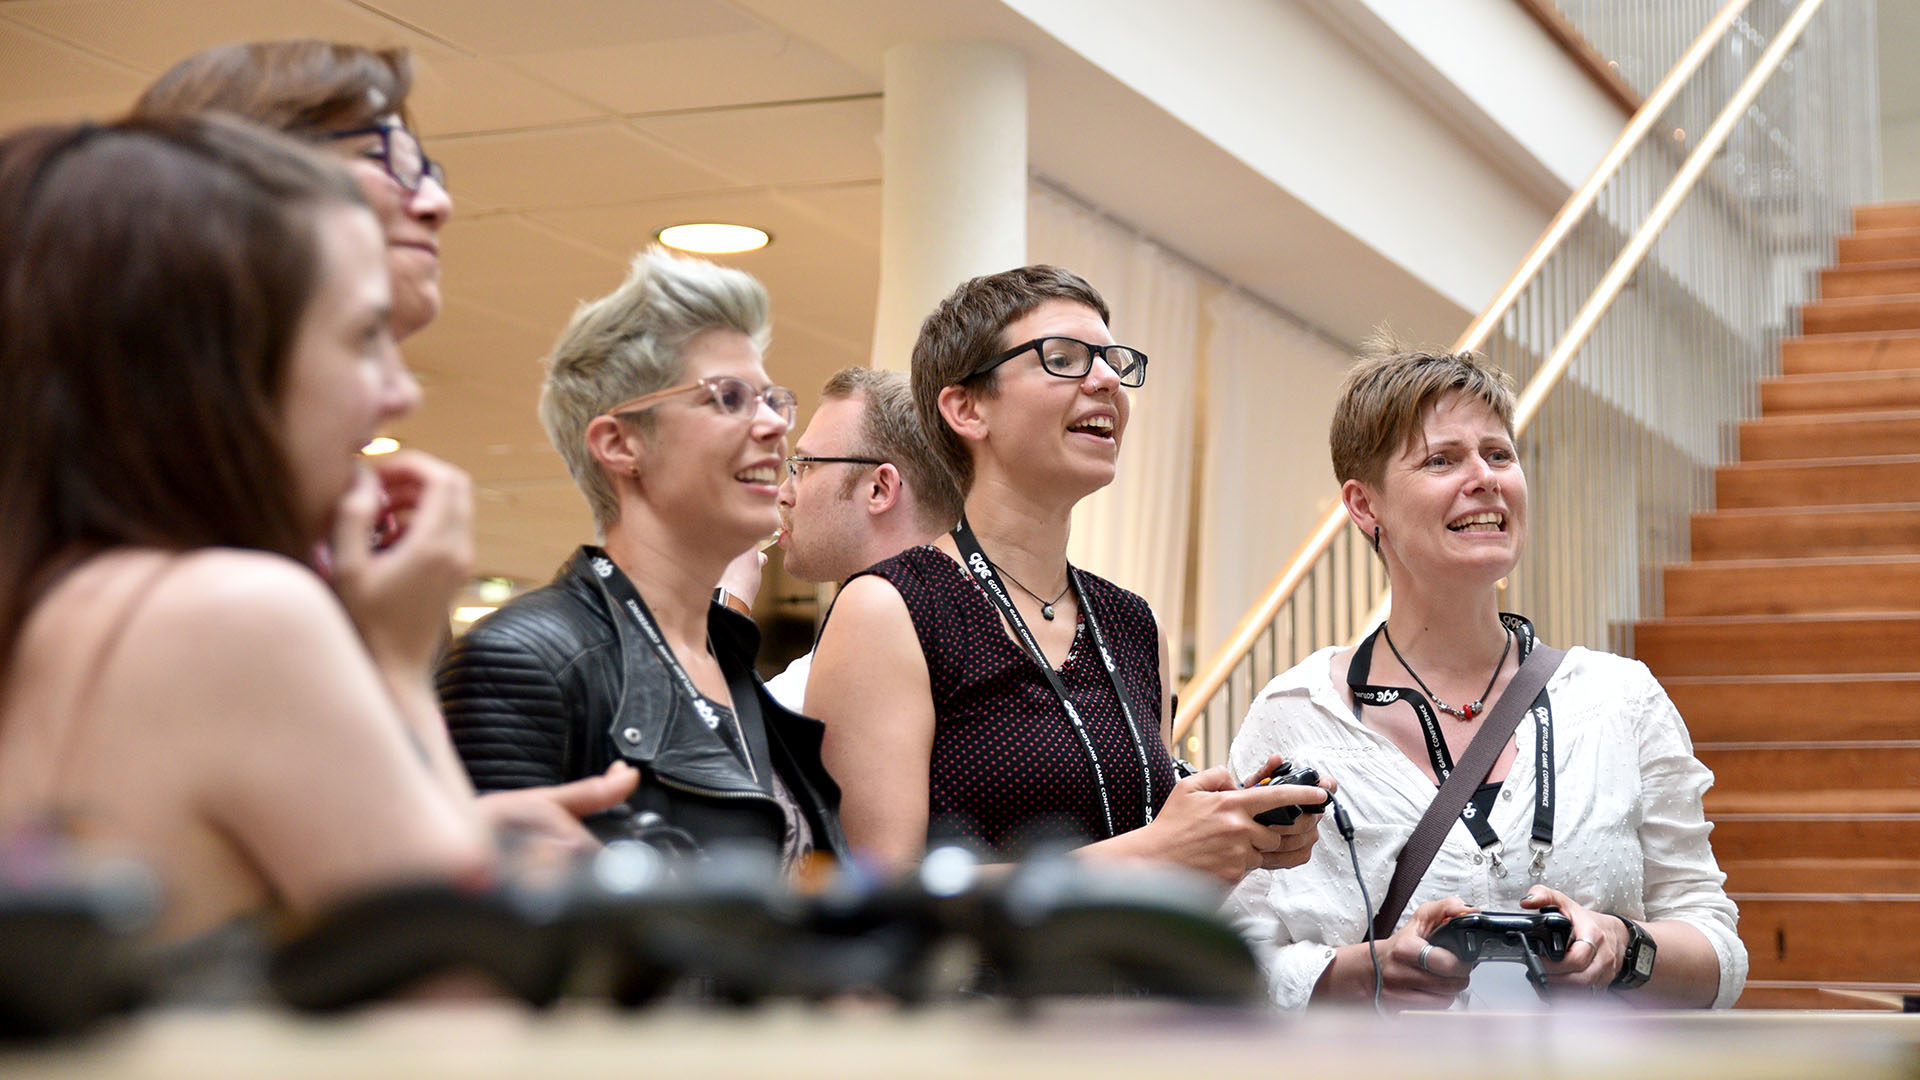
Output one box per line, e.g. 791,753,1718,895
1349,613,1554,878
950,518,1154,838
585,549,761,783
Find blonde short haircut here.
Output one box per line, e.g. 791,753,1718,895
539,248,771,531
1330,333,1517,488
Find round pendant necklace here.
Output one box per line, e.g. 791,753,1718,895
997,566,1072,620
1381,624,1511,721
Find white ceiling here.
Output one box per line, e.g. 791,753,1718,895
0,0,889,581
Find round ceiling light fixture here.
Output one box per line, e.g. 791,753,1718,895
656,222,771,255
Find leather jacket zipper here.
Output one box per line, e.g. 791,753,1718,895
651,772,778,806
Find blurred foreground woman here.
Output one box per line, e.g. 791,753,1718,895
0,116,488,940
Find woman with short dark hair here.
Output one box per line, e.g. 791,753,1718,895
807,265,1326,881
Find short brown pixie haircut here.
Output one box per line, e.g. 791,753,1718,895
819,367,964,531
132,40,414,137
910,265,1110,494
1330,333,1517,487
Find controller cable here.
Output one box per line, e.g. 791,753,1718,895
1511,930,1551,1002
1326,799,1385,1016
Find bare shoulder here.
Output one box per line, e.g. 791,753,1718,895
140,549,353,640
823,573,912,632
110,549,370,702
809,574,930,717
813,575,924,678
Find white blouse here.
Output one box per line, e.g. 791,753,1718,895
1223,644,1748,1009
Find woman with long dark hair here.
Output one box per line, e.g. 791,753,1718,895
0,115,487,939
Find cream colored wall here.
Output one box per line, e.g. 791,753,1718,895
1883,116,1920,203
999,0,1621,323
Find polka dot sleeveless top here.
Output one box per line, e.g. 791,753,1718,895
852,546,1176,854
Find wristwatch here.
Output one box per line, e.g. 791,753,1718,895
712,587,753,618
1608,914,1657,990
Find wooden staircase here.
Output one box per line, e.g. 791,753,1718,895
1633,200,1920,1010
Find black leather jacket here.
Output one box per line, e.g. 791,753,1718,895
436,547,847,859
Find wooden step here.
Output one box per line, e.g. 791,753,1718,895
1722,859,1920,895
1690,504,1920,561
1695,744,1920,795
1666,674,1920,741
1735,897,1920,982
1821,261,1920,300
1716,456,1920,509
1762,370,1920,414
1709,814,1920,861
1710,790,1920,814
1635,613,1920,676
1737,980,1920,1009
1783,330,1920,375
1837,228,1920,264
1664,556,1920,616
1740,411,1920,460
1800,295,1920,335
1855,202,1920,231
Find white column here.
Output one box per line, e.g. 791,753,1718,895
870,41,1027,372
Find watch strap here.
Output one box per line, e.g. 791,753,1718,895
713,587,753,618
1608,913,1656,990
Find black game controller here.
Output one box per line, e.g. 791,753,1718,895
1248,763,1330,826
1426,906,1573,968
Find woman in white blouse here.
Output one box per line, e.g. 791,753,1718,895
1224,341,1746,1010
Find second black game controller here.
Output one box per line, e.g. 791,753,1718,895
1426,906,1573,966
1248,763,1331,826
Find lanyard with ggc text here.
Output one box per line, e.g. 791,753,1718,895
586,549,758,782
1349,613,1554,879
950,518,1155,838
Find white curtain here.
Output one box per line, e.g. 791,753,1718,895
1192,290,1355,667
1028,185,1201,671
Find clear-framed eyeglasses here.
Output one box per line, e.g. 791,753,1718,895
323,123,447,192
606,376,798,425
964,336,1148,388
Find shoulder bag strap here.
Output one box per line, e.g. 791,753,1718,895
1368,642,1567,940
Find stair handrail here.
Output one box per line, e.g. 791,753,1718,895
1173,0,1771,745
1344,0,1829,647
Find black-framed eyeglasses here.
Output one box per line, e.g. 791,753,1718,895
965,337,1148,388
607,376,798,425
323,123,447,192
784,455,885,479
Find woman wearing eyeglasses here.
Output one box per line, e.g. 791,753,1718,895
131,42,643,854
133,41,452,347
435,249,847,865
806,266,1325,882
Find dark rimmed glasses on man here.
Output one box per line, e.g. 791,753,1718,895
965,337,1148,388
324,123,447,192
784,455,885,480
606,376,798,425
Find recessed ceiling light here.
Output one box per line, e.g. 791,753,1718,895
452,605,497,624
657,223,770,255
362,436,400,455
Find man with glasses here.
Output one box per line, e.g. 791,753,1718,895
761,368,963,710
